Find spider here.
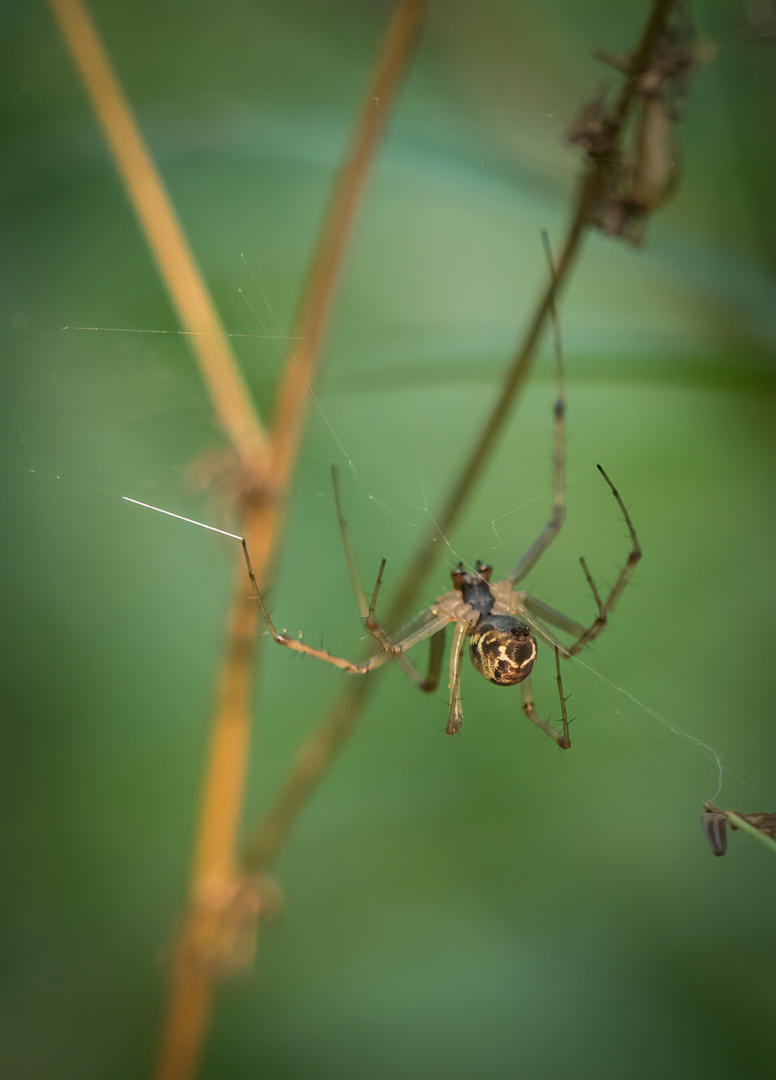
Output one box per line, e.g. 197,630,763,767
246,347,641,749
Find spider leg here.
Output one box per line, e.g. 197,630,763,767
579,554,605,622
446,622,468,734
522,594,585,640
331,464,450,689
332,465,399,659
567,464,642,655
249,570,390,674
376,608,454,689
500,242,639,670
519,648,571,749
379,617,447,693
362,558,431,686
519,466,640,657
507,234,566,586
332,464,374,625
249,551,453,680
422,627,446,693
493,587,577,658
520,612,571,656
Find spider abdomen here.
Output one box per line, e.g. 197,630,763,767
469,615,537,686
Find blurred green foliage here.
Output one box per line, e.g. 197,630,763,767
2,1,775,1078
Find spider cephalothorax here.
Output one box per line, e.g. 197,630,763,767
450,560,495,615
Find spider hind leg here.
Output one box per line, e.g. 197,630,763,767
520,648,571,749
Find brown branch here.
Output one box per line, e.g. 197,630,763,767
244,0,678,875
47,0,270,486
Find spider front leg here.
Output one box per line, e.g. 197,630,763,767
332,463,450,690
520,648,571,749
249,574,390,675
507,233,567,588
419,625,446,694
250,561,453,682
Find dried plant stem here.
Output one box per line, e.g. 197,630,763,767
47,0,270,485
152,499,269,1080
189,496,274,890
244,0,677,874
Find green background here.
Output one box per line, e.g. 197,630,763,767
2,1,775,1078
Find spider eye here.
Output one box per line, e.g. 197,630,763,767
469,615,537,686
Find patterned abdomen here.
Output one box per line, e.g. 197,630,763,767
469,615,537,686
